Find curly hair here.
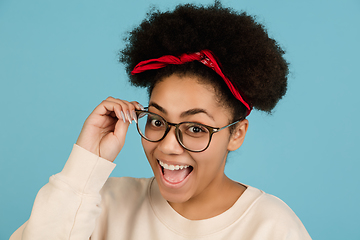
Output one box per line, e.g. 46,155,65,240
120,1,289,121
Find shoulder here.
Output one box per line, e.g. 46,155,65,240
253,190,298,219
242,186,311,239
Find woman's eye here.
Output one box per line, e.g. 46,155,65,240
187,124,207,134
151,119,163,127
189,126,203,133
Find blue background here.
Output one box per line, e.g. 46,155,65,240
1,0,359,239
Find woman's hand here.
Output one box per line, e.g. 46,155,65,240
76,97,143,162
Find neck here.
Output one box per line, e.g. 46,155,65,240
168,174,246,220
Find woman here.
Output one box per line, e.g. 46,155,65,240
11,2,311,239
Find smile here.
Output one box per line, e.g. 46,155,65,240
157,160,193,185
158,160,190,170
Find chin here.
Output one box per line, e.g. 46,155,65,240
156,180,193,203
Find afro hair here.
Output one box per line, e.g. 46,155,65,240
120,1,289,118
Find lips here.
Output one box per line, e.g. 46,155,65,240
157,160,193,185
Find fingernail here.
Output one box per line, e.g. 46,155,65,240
126,111,132,124
138,103,145,110
131,110,137,124
120,111,126,123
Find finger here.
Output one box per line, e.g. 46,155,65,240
113,114,131,143
97,98,130,119
106,98,141,124
104,98,135,124
130,101,145,124
87,101,124,128
105,97,142,111
124,101,137,124
98,120,130,162
130,101,145,110
102,97,145,124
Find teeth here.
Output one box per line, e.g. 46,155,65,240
158,160,190,171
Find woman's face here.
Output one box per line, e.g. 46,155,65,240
142,74,244,204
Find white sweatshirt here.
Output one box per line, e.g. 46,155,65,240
10,145,311,240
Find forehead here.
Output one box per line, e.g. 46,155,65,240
149,74,231,120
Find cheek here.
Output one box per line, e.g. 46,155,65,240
199,134,230,164
141,139,151,155
141,139,157,162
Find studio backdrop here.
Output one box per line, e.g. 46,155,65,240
0,0,359,239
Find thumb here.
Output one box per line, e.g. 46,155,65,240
114,118,132,147
99,119,130,162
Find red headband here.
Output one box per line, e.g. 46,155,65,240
131,50,252,115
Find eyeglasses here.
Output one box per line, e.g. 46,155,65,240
135,108,243,152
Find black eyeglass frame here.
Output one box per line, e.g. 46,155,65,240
135,108,244,152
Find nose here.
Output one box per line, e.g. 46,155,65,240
157,126,184,155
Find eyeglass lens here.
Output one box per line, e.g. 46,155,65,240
136,112,210,152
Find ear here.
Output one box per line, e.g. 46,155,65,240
227,119,249,151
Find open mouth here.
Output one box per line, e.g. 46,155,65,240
157,160,193,184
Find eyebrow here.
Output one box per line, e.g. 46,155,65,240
148,102,214,121
149,102,167,114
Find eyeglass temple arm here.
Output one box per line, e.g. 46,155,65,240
215,119,243,132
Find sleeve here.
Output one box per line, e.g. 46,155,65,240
9,144,116,240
